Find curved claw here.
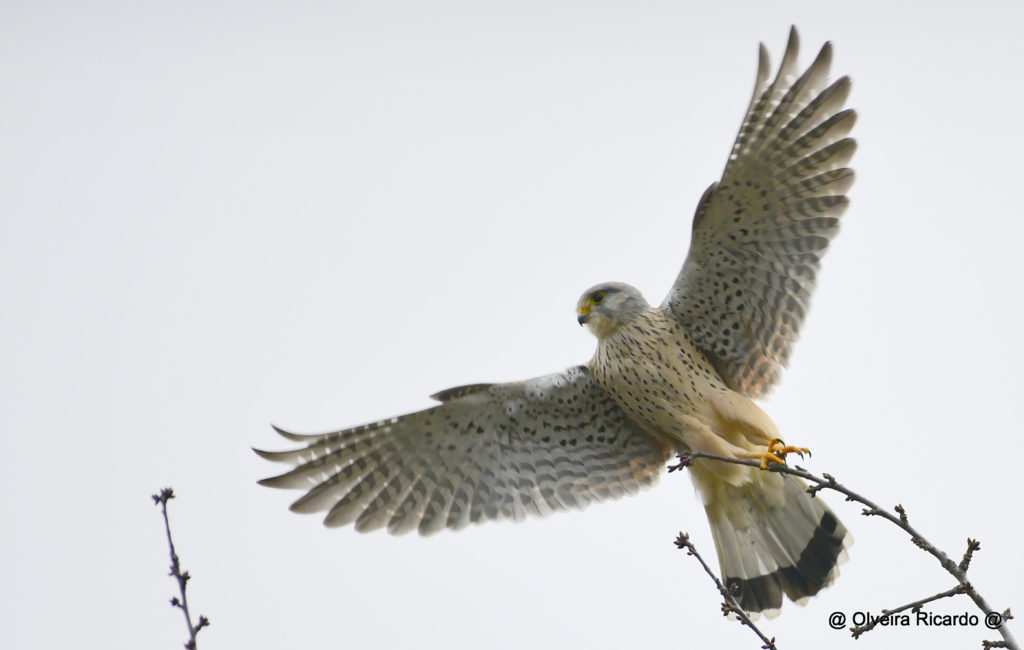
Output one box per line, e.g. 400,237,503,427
767,438,811,460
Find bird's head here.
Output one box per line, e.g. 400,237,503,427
576,282,649,339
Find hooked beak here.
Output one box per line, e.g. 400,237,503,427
577,306,590,326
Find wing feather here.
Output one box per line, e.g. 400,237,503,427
663,28,856,397
255,366,671,534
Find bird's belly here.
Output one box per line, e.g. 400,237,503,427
590,332,725,440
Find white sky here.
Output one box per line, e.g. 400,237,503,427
2,1,1022,648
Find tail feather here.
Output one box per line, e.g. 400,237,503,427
701,470,850,617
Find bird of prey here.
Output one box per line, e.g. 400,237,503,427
256,27,855,617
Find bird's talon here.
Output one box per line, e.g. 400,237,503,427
749,451,786,469
767,438,811,459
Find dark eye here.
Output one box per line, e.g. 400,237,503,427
592,292,605,304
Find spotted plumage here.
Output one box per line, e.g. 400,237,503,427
257,26,854,617
257,367,671,536
663,31,855,398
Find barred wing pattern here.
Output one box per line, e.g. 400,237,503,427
663,27,856,398
256,366,672,535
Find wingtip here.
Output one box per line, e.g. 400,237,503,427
826,75,854,105
269,423,313,442
257,475,281,487
787,25,800,52
252,447,277,461
815,40,834,66
755,43,771,86
772,25,800,80
290,500,321,515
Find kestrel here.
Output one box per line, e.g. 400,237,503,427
256,27,854,617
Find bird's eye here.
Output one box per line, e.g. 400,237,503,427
592,292,605,304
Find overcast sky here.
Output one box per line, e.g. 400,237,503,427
3,1,1022,649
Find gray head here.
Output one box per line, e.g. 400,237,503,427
576,282,650,339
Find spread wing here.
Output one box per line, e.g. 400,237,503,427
663,27,856,398
255,366,672,535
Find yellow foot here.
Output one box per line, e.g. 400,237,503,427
766,437,811,462
742,439,811,470
747,449,786,470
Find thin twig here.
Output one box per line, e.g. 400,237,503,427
849,538,988,639
670,452,1018,650
675,532,777,650
153,488,210,650
961,538,982,572
849,584,968,638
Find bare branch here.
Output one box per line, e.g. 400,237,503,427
849,584,967,638
674,532,777,650
153,488,210,649
671,452,1019,650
